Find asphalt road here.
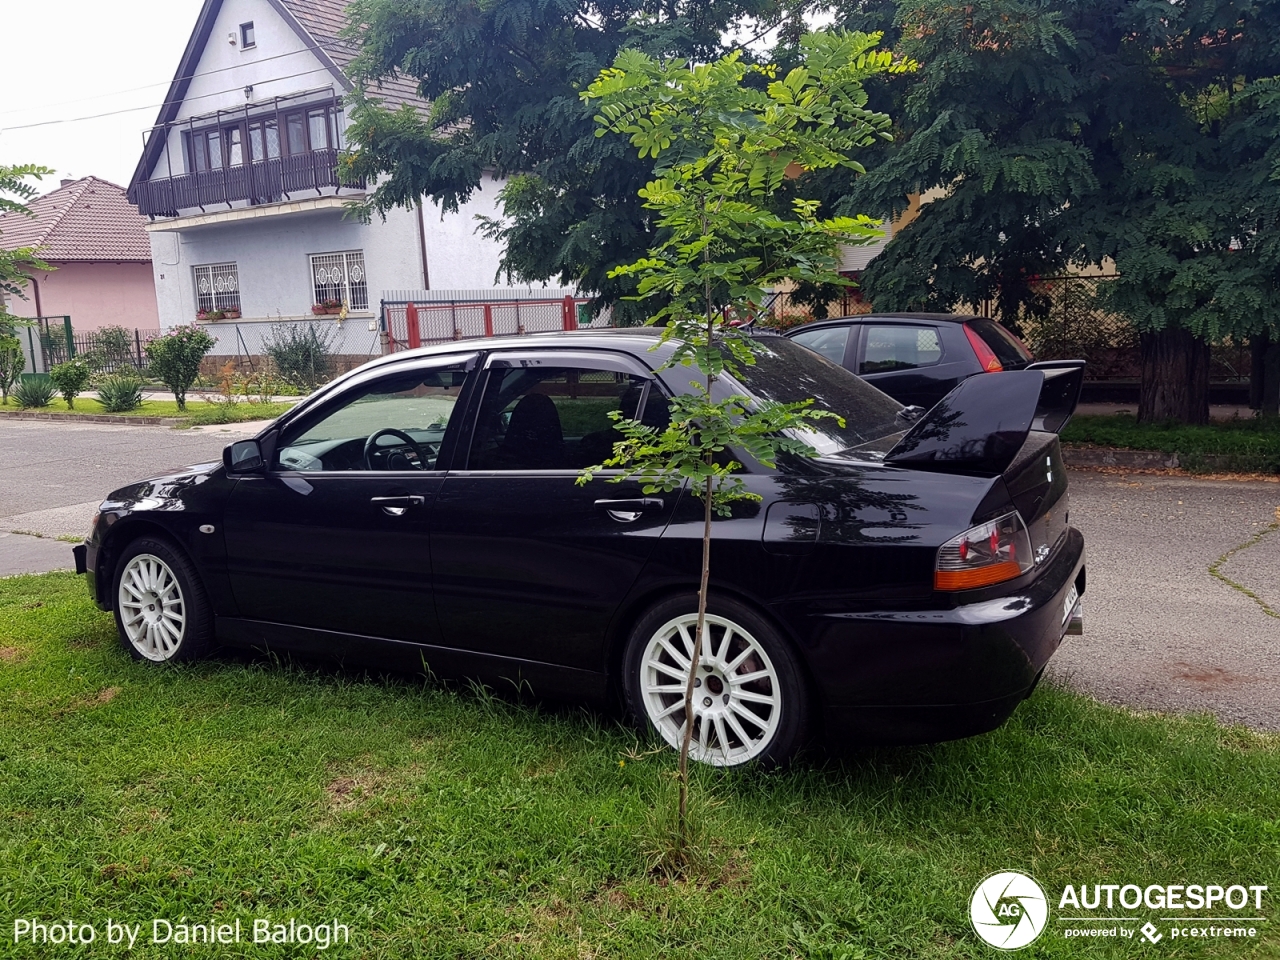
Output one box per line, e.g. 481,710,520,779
2,419,1277,731
0,418,268,576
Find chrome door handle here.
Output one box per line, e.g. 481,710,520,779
371,494,424,516
594,498,664,511
595,497,664,522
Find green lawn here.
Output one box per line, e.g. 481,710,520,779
1061,414,1280,474
2,573,1277,958
0,397,296,426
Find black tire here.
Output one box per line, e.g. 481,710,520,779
621,593,811,768
112,535,215,664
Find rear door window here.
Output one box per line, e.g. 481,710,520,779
790,325,851,365
860,325,943,373
467,364,664,471
967,319,1033,366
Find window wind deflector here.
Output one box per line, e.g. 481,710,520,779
486,351,654,379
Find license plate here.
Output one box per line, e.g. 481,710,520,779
1062,584,1079,626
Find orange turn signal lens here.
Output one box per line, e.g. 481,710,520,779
934,561,1024,591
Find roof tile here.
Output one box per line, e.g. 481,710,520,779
0,177,152,262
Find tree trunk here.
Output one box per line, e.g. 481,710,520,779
1138,328,1210,424
1252,332,1280,416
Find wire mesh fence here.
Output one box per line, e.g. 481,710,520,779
37,321,158,374
1017,276,1252,381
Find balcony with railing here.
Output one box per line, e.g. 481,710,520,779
129,92,365,220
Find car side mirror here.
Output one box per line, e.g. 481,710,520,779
224,439,265,475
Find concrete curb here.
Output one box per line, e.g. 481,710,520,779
1062,444,1185,470
0,411,184,426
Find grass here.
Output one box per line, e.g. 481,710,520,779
0,397,296,426
1061,413,1280,474
2,573,1278,959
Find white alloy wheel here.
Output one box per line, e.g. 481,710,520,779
639,613,782,767
117,553,187,662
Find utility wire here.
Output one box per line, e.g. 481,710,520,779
0,47,330,119
0,66,349,135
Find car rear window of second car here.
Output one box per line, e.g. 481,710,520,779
967,318,1033,366
860,324,943,373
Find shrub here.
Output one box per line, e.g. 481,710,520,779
0,333,23,402
49,358,92,408
263,322,336,392
96,373,145,412
146,325,216,410
13,375,55,409
81,325,139,373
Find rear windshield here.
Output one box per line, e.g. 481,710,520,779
723,336,905,456
968,318,1033,366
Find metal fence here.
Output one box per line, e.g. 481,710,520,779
382,291,591,351
36,318,158,374
1016,276,1252,381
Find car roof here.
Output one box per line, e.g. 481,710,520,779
785,313,981,331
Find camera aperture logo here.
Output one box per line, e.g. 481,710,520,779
970,871,1049,950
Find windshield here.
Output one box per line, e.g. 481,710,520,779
722,336,906,456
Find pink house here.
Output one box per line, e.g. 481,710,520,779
0,177,159,333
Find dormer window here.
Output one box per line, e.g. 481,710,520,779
240,22,255,48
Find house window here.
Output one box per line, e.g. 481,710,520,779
248,118,280,161
193,263,241,314
240,22,255,48
186,129,225,173
311,252,367,311
286,112,307,155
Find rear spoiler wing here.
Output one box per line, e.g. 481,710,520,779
1025,359,1085,433
884,360,1085,475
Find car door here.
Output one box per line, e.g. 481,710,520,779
855,321,964,408
431,349,679,671
221,353,476,645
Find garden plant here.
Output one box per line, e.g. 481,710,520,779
578,32,910,862
48,358,91,409
145,325,216,411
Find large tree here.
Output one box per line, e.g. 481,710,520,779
834,0,1280,422
342,0,793,322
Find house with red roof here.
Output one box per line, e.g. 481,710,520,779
0,176,159,332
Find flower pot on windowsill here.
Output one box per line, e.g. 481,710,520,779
311,305,328,316
199,310,226,321
323,307,344,315
223,309,241,320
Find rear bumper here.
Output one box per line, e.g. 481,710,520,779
794,528,1086,745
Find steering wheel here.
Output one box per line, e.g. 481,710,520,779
363,428,428,471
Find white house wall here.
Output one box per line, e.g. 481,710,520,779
420,177,514,291
149,202,421,353
147,0,341,183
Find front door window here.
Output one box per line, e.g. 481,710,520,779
276,359,471,472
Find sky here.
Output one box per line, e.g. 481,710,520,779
0,0,206,191
0,1,831,198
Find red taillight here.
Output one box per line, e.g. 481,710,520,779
964,323,1003,372
935,512,1034,591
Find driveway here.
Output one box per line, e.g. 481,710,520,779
1048,471,1280,731
0,418,267,576
2,420,1277,731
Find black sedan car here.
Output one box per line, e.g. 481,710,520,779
785,313,1036,410
75,331,1085,767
